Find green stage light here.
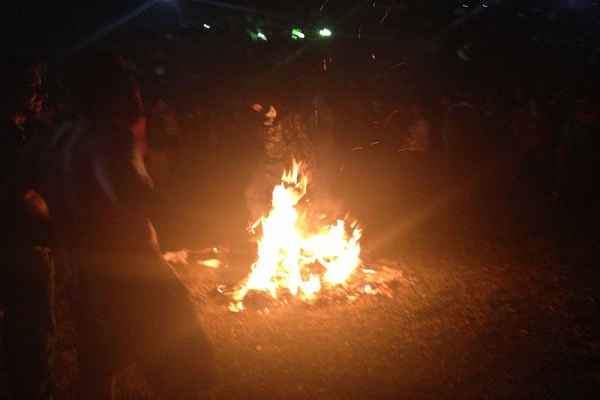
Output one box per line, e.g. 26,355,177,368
291,28,305,40
250,31,268,41
318,27,332,38
257,31,268,41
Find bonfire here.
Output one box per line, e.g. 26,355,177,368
228,159,372,312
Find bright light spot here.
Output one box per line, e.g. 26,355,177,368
291,28,305,40
364,284,377,295
362,268,376,274
230,160,362,310
198,259,221,269
257,31,268,41
203,23,211,29
319,27,333,38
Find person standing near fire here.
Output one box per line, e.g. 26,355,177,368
38,51,215,399
245,101,318,222
0,58,57,400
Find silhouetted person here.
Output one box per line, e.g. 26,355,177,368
245,102,317,221
42,52,215,399
1,60,56,400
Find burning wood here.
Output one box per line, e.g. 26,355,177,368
221,263,404,312
223,159,401,312
164,247,228,269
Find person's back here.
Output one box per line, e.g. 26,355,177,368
1,59,56,400
46,118,156,252
43,52,215,399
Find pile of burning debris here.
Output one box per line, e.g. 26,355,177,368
215,262,405,312
185,159,406,312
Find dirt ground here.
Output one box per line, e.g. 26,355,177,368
183,241,600,400
2,155,600,400
109,202,600,400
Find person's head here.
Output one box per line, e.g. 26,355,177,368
68,50,145,127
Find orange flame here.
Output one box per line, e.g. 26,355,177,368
231,160,362,310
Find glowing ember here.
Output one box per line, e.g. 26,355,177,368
198,259,222,269
230,160,362,310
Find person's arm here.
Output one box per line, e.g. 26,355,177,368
108,134,192,260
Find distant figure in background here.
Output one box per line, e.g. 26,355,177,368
146,98,181,192
42,52,215,399
245,103,317,222
557,95,600,230
511,98,548,159
442,93,482,177
406,103,431,153
509,96,554,225
309,95,344,218
0,59,56,400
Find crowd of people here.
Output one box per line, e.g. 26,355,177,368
2,4,600,398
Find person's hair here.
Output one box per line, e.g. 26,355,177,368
66,50,144,123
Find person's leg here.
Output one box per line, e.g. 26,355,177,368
3,246,56,400
132,264,216,399
74,249,215,400
73,262,119,400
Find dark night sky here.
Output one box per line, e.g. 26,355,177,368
6,1,151,54
5,1,452,52
5,1,332,55
4,0,598,59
